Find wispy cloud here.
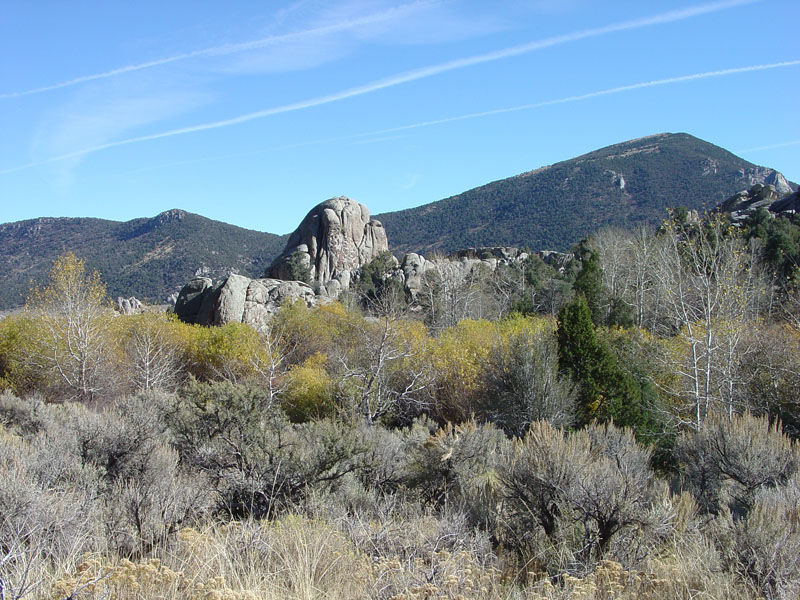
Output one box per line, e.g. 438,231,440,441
736,140,800,153
0,0,763,173
27,86,213,185
337,60,800,139
60,60,800,179
0,0,437,99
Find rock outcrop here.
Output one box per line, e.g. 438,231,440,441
265,197,389,296
396,246,564,300
173,197,578,327
769,189,800,215
174,275,317,330
720,182,799,223
116,296,143,315
720,184,784,222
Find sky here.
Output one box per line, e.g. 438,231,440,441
1,0,798,235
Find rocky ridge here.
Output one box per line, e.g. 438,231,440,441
719,184,800,222
174,197,569,329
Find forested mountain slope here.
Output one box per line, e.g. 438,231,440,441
3,133,795,309
376,133,797,254
0,209,287,308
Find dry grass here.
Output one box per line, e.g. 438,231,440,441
32,512,764,600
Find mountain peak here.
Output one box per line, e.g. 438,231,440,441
152,209,187,225
376,133,797,255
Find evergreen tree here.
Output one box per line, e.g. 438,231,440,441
573,244,605,325
557,295,648,432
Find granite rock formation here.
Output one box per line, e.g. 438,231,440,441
174,275,317,329
115,296,143,315
720,183,799,223
266,197,388,296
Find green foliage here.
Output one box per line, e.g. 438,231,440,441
285,250,312,284
0,211,287,309
378,133,776,255
282,353,335,422
0,314,43,395
573,243,605,325
745,208,800,279
356,250,405,314
557,296,658,440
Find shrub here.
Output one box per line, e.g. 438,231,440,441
0,424,102,599
406,420,506,531
481,323,576,435
282,352,335,422
500,421,668,574
710,475,800,599
170,379,366,519
677,413,799,515
104,443,209,556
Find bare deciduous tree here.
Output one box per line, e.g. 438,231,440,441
123,312,183,393
24,253,114,402
336,316,432,425
418,260,496,332
652,217,768,428
482,327,576,435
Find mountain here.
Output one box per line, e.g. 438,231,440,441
3,133,795,310
375,133,797,255
0,209,287,309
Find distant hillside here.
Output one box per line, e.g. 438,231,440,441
4,133,796,310
376,133,797,254
0,209,286,309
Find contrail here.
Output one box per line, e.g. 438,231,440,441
7,58,797,178
0,0,765,173
112,59,800,174
3,0,756,100
0,0,436,99
737,140,800,153
338,60,800,139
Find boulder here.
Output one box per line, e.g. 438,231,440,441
400,253,431,300
174,274,317,329
174,277,213,323
770,189,800,215
720,184,786,222
266,196,389,296
116,296,143,315
242,278,317,329
212,273,251,326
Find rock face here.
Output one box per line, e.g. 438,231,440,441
720,183,798,222
174,275,317,329
397,247,557,300
266,197,389,296
116,296,143,315
770,189,800,214
174,278,213,323
173,197,581,327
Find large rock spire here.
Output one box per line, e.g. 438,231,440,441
266,196,389,296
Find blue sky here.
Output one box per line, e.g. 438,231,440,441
1,0,798,235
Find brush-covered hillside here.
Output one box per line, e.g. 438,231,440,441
376,132,797,254
0,209,287,309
